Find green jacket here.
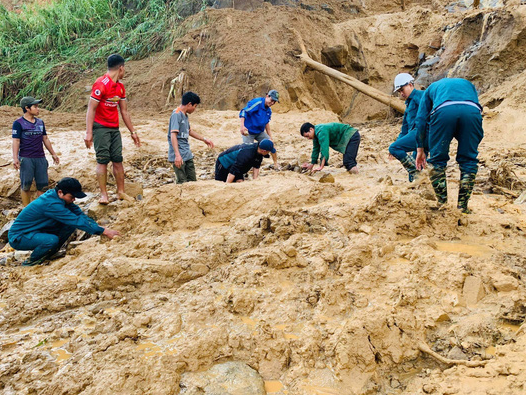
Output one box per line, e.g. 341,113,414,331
311,123,358,164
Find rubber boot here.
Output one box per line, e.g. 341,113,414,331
457,172,476,214
399,154,418,182
429,166,448,205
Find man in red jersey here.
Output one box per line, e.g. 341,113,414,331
84,54,141,204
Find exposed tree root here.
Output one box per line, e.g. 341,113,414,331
418,342,489,368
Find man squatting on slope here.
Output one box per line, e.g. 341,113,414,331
85,54,141,204
167,91,215,184
8,178,120,266
239,90,280,169
389,73,427,182
414,78,484,213
215,139,276,183
300,122,361,174
12,96,59,206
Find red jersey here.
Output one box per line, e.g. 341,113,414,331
90,73,126,128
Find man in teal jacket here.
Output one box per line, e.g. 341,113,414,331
8,177,120,266
414,78,484,213
300,122,360,174
389,73,425,182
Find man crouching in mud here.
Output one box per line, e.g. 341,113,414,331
300,122,361,174
8,177,120,266
215,139,276,183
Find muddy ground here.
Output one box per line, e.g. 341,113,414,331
2,0,526,394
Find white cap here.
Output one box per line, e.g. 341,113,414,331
393,73,414,93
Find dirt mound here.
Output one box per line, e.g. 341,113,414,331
2,1,526,395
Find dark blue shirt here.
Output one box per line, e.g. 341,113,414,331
239,97,271,135
218,143,265,178
398,89,424,139
415,78,481,148
12,117,47,158
8,189,104,243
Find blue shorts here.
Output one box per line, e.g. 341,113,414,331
19,157,49,191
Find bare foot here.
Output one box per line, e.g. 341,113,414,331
348,166,359,174
99,194,110,205
117,192,134,202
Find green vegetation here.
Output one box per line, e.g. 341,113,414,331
0,0,209,108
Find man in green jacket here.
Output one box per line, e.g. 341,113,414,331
300,122,360,174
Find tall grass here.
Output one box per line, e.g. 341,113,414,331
0,0,209,109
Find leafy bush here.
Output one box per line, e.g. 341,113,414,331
0,0,209,108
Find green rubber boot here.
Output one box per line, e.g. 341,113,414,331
457,172,477,214
399,155,418,182
429,166,448,205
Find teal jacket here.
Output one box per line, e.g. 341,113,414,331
414,78,481,147
311,123,358,164
399,89,424,139
8,189,104,243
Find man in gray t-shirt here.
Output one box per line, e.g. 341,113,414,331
167,92,214,183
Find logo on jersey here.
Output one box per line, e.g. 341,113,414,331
106,96,121,103
94,89,101,96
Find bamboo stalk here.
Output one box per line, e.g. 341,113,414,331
293,29,406,114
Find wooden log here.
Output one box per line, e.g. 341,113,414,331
293,29,406,114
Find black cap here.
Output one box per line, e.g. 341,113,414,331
56,177,87,199
20,96,42,109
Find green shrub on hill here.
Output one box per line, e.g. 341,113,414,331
0,0,209,109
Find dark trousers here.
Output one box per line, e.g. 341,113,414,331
342,131,361,170
172,158,197,184
428,105,483,173
214,160,243,182
389,130,419,160
10,226,76,262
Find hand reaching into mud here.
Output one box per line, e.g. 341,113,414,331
103,228,121,240
416,148,427,170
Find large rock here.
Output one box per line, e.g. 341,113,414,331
180,361,266,395
463,276,485,305
213,0,263,11
321,45,348,67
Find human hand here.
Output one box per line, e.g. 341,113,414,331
302,162,314,170
52,155,59,165
131,132,141,147
415,149,427,170
204,138,214,148
388,154,395,161
84,132,93,149
313,166,323,173
240,127,248,136
13,158,20,170
174,155,183,168
272,163,281,171
103,228,121,239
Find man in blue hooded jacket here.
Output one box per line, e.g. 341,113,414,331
239,90,279,169
8,177,120,266
414,78,484,213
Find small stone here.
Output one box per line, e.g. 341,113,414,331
319,173,335,183
447,346,468,360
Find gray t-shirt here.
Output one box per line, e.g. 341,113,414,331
167,109,193,162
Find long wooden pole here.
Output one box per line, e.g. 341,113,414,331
293,30,406,114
